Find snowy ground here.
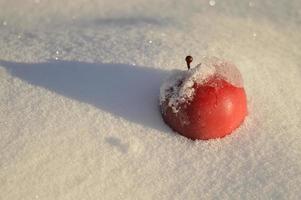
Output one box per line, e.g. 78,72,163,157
1,0,301,199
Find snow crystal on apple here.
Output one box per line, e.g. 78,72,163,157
160,57,244,113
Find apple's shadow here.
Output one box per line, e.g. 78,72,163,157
0,60,171,132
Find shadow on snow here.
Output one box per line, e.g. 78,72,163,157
0,60,171,132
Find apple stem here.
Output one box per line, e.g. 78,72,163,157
185,55,193,70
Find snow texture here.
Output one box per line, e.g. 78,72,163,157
160,57,243,113
1,0,301,199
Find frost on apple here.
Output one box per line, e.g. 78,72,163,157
160,57,244,113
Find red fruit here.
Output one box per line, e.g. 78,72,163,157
160,57,247,140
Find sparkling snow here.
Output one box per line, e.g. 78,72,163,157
1,0,301,199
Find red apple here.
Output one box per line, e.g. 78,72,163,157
160,56,247,140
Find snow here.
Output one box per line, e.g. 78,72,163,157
1,0,301,199
160,57,243,113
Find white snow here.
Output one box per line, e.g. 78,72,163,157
1,0,301,199
160,57,243,113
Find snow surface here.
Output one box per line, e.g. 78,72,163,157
160,57,243,113
1,0,301,199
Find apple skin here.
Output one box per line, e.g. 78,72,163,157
161,76,247,140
